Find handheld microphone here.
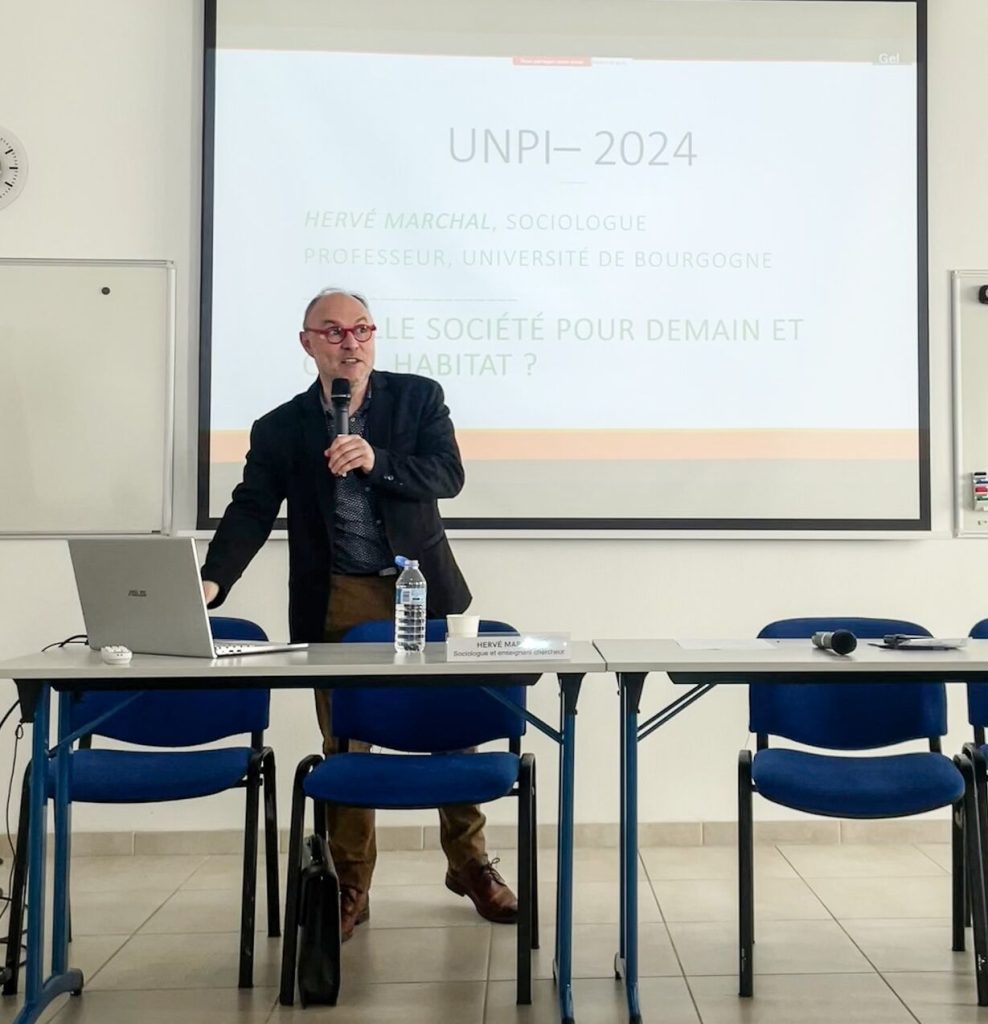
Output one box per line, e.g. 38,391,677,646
330,377,350,437
811,630,857,656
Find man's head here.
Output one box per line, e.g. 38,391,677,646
299,288,376,398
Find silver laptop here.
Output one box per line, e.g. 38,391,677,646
68,537,308,658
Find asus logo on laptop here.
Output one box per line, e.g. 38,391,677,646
127,589,148,598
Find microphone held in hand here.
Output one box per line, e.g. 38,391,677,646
811,630,858,656
330,377,351,436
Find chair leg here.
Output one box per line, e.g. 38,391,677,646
966,742,988,935
3,768,31,995
958,752,988,1005
261,750,281,938
313,800,327,841
738,750,754,998
531,755,540,951
238,757,261,989
280,757,320,1007
516,754,534,1005
953,796,967,952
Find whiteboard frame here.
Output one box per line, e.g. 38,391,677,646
0,258,176,538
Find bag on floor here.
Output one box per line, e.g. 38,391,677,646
297,833,342,1006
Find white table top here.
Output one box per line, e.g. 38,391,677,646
0,640,605,683
592,638,988,677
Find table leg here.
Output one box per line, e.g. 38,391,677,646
618,673,645,1024
14,685,83,1024
617,677,627,977
555,674,583,1024
51,692,75,977
22,684,48,1006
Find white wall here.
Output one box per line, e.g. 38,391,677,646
1,0,987,834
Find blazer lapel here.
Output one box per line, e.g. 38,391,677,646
364,371,394,449
301,381,334,531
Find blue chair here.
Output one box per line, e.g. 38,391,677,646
738,617,972,997
279,619,537,1007
3,617,279,992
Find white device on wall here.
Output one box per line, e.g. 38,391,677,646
952,271,988,536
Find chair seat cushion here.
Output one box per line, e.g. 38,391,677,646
303,752,520,809
49,748,253,803
751,749,964,818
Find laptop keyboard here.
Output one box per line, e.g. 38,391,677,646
213,642,267,656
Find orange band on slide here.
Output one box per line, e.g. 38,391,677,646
211,428,918,465
455,429,919,460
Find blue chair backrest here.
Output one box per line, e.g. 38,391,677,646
751,617,946,749
967,619,988,727
70,617,271,747
334,619,531,752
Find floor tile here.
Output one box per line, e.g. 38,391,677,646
688,972,917,1023
557,881,661,926
69,889,176,936
0,937,130,1024
489,921,681,980
642,845,797,881
484,977,701,1024
841,918,974,974
138,888,280,935
87,933,282,990
651,876,830,923
339,925,490,984
358,883,491,928
916,844,953,872
69,855,205,892
668,919,871,976
267,980,485,1024
779,844,947,878
805,875,953,919
180,853,288,891
52,987,277,1023
63,935,131,984
364,849,450,886
883,971,987,1024
494,847,645,885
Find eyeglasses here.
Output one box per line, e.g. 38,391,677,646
303,323,377,344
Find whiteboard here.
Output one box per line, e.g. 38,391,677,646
0,259,174,535
952,270,988,537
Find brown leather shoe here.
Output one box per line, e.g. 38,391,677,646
340,884,370,942
445,857,518,924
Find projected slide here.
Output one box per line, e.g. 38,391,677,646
203,0,925,528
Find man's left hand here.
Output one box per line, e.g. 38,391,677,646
326,435,376,476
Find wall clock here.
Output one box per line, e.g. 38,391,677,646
0,128,28,210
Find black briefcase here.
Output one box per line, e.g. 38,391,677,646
297,833,342,1007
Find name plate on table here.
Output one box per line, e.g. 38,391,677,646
446,633,570,661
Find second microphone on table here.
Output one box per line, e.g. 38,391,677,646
811,630,858,656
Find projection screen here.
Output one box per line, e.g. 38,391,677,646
200,0,928,531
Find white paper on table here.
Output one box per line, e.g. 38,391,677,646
675,639,778,651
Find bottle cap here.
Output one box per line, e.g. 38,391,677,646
394,555,419,569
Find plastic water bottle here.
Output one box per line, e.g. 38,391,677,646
394,556,427,653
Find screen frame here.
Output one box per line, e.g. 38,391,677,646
196,0,930,533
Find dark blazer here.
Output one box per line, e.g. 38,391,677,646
202,371,471,642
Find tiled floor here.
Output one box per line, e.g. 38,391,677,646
1,842,982,1023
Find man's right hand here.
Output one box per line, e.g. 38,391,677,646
202,580,220,606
